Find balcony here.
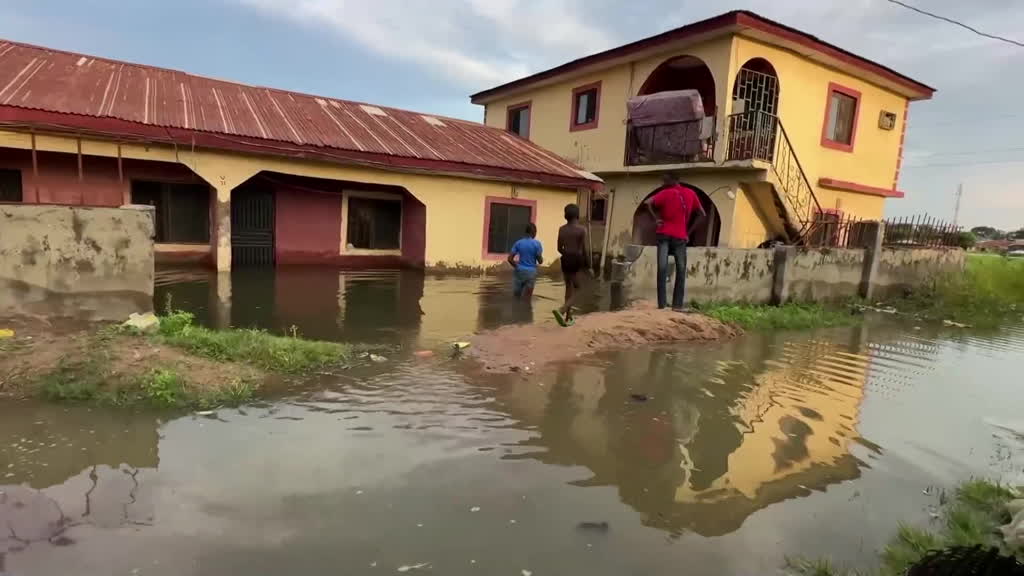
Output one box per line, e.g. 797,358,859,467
625,116,716,166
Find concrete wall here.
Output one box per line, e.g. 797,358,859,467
786,248,865,302
0,203,154,320
874,248,965,298
622,244,964,305
626,247,776,304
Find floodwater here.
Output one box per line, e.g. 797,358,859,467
3,267,1024,575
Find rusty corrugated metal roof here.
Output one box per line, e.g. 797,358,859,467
0,39,600,188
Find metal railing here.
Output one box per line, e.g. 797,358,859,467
625,117,715,166
882,215,962,248
802,213,873,249
726,111,821,241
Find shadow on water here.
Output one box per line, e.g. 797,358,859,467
4,268,1024,574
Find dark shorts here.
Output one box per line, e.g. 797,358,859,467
561,253,584,276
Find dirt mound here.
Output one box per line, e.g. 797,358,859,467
469,301,741,373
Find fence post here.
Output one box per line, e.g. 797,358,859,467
859,221,886,300
771,246,795,305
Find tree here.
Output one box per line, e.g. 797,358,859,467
956,231,977,250
1013,228,1024,240
970,226,1004,240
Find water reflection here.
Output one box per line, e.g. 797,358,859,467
155,266,607,349
490,325,924,536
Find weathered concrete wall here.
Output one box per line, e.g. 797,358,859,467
626,247,775,304
874,248,965,298
787,248,865,302
622,244,964,305
0,204,154,320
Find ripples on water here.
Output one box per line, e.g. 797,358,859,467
4,270,1024,575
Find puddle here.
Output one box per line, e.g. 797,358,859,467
3,269,1024,574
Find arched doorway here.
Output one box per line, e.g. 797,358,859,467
639,55,717,114
631,182,721,247
729,58,780,161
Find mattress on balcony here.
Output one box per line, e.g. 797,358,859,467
627,90,705,127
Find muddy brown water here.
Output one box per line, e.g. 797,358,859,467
3,267,1024,575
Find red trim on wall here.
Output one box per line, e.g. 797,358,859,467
818,177,905,198
0,106,602,191
569,81,602,132
820,82,862,153
892,100,910,190
470,11,934,103
482,195,537,260
505,101,532,139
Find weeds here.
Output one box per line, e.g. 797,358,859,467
39,357,106,402
140,368,185,407
156,311,350,373
785,556,863,576
700,301,860,331
894,255,1024,327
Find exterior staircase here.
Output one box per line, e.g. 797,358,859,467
727,111,821,244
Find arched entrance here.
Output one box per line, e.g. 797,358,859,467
639,55,717,114
631,182,721,247
729,58,780,161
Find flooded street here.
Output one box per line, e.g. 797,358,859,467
3,268,1024,575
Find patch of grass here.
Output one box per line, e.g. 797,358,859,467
194,379,256,409
38,356,106,403
894,255,1024,327
139,368,185,407
156,311,350,373
881,524,944,576
700,301,860,331
785,555,863,576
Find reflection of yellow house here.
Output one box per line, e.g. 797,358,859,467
486,329,876,537
472,11,934,255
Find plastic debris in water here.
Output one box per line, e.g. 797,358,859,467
413,350,434,358
522,570,533,576
397,563,430,572
453,342,470,350
470,506,481,512
369,354,388,363
0,328,14,339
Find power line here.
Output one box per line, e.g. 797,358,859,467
909,146,1024,160
903,158,1024,169
885,0,1024,48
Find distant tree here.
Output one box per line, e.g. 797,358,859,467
1013,228,1024,240
956,231,977,249
970,226,1004,240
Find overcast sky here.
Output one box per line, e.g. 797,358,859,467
1,0,1022,229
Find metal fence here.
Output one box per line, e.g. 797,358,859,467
882,215,962,248
802,213,873,248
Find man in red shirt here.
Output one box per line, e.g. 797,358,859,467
644,174,706,310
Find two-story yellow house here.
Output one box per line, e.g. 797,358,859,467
472,10,934,262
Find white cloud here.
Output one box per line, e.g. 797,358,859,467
236,0,610,87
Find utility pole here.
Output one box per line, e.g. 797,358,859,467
953,182,963,226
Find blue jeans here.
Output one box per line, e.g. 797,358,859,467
513,267,537,298
656,234,688,309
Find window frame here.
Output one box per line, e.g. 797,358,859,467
0,168,23,203
590,196,607,223
129,179,211,244
482,196,537,260
570,81,602,132
820,82,861,153
341,190,404,255
506,101,532,139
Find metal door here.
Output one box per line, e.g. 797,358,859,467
232,189,275,266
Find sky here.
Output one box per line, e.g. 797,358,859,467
1,0,1022,230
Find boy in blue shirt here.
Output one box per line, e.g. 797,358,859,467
508,222,543,300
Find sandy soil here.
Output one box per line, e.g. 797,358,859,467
468,301,742,373
0,315,260,400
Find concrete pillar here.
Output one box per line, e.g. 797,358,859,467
859,221,885,300
770,246,795,305
214,186,232,271
214,271,232,329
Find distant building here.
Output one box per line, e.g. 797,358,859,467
471,10,935,260
0,39,599,270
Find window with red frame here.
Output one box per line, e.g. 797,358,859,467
571,83,600,130
824,90,858,146
507,104,530,139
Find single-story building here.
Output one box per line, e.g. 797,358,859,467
0,39,601,270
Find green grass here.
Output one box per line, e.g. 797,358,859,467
700,301,860,331
783,479,1019,576
156,311,351,373
894,255,1024,327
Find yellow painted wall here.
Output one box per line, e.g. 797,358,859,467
482,37,736,174
732,37,908,208
0,129,575,270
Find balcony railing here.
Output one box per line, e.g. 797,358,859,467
625,117,715,166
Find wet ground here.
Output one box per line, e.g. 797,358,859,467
3,267,1024,575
